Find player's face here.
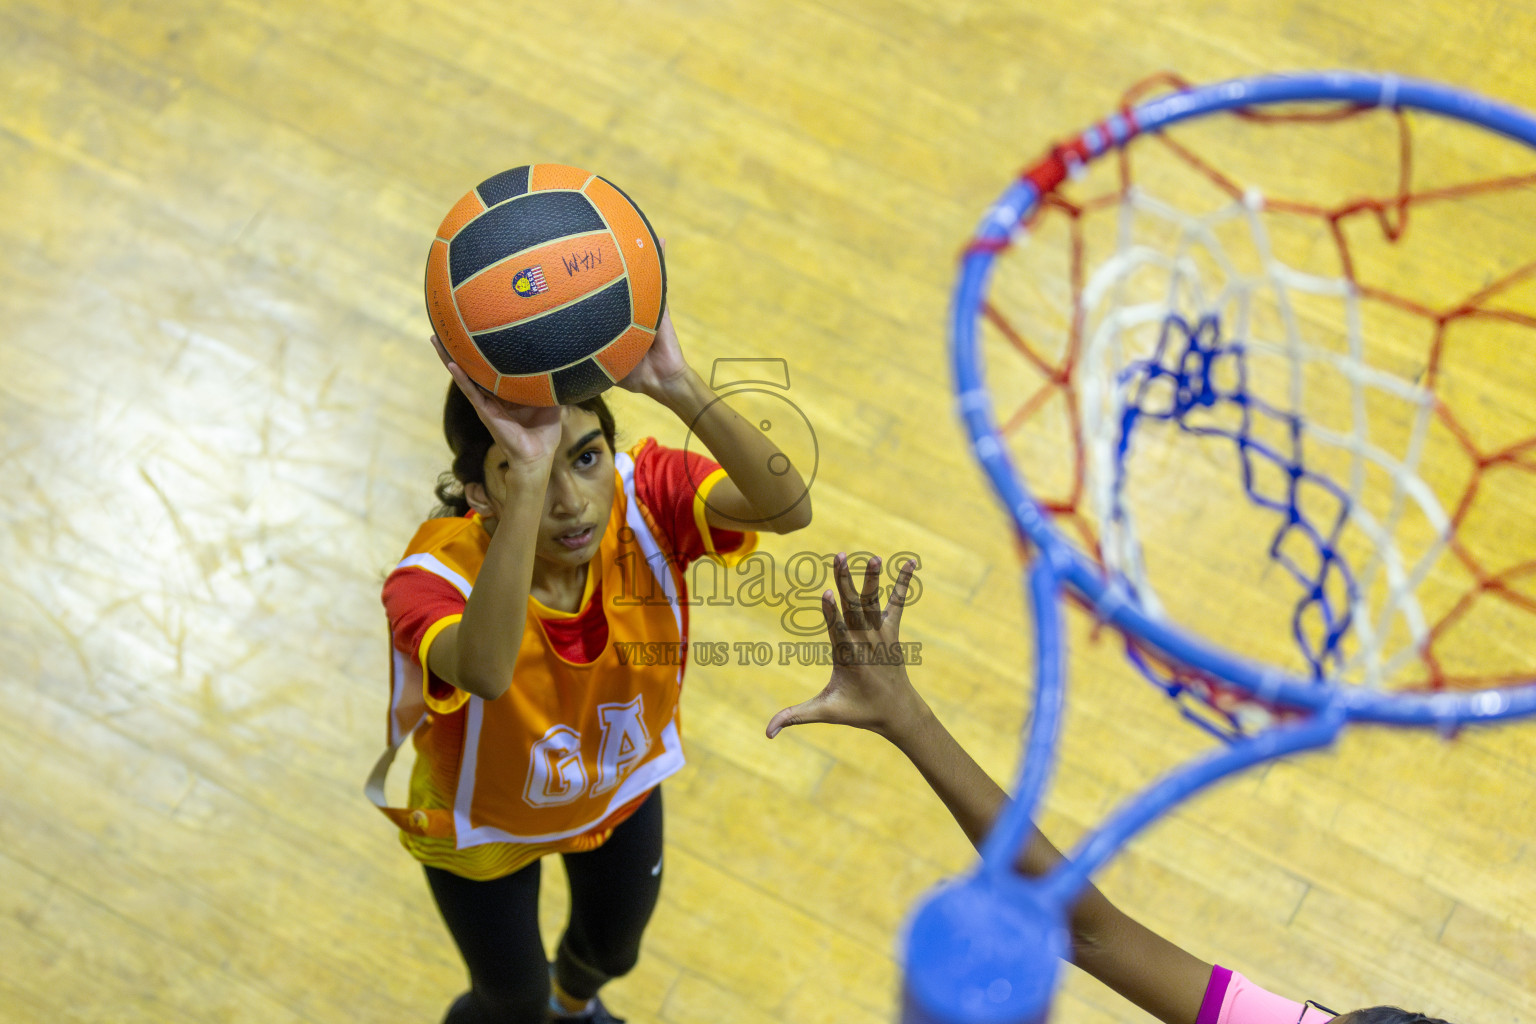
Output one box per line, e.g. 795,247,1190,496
480,405,614,567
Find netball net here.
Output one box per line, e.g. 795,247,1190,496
980,73,1536,735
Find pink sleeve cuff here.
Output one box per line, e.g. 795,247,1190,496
1199,967,1333,1024
1197,966,1234,1024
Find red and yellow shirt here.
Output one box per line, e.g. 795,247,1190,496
367,440,755,879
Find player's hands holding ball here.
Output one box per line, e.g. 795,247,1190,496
429,333,563,467
766,554,924,741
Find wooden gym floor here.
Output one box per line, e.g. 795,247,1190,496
2,1,1534,1021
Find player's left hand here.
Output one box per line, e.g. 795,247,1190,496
619,304,693,399
766,554,922,741
619,241,697,401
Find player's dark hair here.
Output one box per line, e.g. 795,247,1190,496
1348,1008,1454,1024
432,382,617,518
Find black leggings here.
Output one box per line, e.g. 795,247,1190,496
424,788,664,1024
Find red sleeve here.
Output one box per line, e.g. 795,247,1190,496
382,567,467,667
631,439,749,569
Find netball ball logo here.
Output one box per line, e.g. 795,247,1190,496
512,266,548,297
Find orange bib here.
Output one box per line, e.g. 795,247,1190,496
366,451,691,848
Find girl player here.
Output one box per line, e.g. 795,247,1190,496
370,305,810,1024
767,554,1455,1024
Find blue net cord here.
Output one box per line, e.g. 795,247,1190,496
954,72,1536,728
1124,642,1247,742
1109,311,1360,694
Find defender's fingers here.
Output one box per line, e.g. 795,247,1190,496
822,590,849,640
858,555,883,617
832,553,864,628
766,694,825,739
765,706,797,738
886,560,918,631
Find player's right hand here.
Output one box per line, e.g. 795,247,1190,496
430,334,562,469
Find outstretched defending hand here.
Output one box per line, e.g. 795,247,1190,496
764,554,1217,1024
766,553,921,740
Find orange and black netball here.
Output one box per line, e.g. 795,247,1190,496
425,164,666,406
